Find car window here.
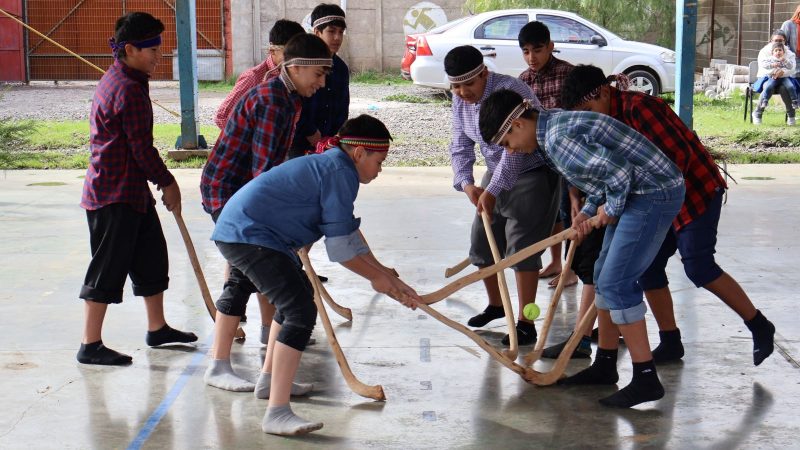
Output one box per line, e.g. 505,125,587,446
428,16,470,34
474,14,528,40
536,14,597,44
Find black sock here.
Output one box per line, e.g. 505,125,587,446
77,340,132,366
558,347,619,385
652,328,684,364
599,360,664,408
745,310,775,366
146,325,198,347
467,305,505,327
503,320,537,345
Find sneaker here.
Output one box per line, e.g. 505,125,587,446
788,116,796,126
752,112,762,125
502,322,537,346
541,333,592,359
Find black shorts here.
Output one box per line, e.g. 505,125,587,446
571,227,605,285
79,203,169,303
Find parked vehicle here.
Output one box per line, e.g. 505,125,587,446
401,17,470,80
409,9,676,96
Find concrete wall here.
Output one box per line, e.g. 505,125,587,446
232,0,465,74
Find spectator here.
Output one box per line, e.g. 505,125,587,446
754,30,799,125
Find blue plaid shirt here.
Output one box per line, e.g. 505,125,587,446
536,110,684,218
450,72,545,197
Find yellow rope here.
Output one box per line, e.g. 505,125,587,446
0,7,181,118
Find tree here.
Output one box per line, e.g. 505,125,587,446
464,0,676,49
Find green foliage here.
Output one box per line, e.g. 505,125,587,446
351,70,410,85
0,118,37,169
464,0,675,48
383,93,451,105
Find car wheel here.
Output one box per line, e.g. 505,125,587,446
625,70,660,96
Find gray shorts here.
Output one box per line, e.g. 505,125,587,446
469,167,561,271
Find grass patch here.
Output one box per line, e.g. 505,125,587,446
198,77,237,93
383,94,435,104
351,70,410,85
713,150,800,164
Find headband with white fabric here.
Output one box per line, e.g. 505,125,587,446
447,63,485,84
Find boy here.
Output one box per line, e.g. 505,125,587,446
201,33,332,392
212,19,304,338
212,114,420,435
518,21,578,288
755,42,799,124
213,19,305,129
288,3,350,159
445,45,559,346
78,12,197,365
479,88,685,408
561,64,776,367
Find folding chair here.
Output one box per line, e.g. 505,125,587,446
743,60,759,122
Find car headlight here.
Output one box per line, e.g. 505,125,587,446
660,51,676,63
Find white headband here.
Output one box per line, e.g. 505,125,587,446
447,63,485,84
490,99,535,145
283,57,333,68
313,15,346,29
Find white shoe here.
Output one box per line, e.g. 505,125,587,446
788,116,796,126
752,112,762,125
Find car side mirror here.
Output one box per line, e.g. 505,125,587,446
590,35,607,47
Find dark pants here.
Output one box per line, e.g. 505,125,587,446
211,208,258,317
215,242,316,351
80,203,169,303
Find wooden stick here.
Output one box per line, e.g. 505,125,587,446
481,212,517,360
444,257,470,278
422,217,599,305
317,276,353,322
523,241,578,366
298,249,386,401
173,211,245,339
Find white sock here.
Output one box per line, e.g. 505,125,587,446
254,372,314,399
261,405,322,436
204,359,256,392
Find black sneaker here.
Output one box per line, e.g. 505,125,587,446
542,333,592,359
502,321,537,346
318,275,328,283
467,305,505,327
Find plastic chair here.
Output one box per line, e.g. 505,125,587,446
743,60,758,122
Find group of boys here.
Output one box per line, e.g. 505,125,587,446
75,8,776,437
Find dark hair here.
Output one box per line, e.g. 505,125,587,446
772,29,787,40
114,12,164,59
518,21,550,48
311,4,347,31
444,45,483,77
479,89,536,144
339,114,392,143
269,19,305,45
284,33,331,61
561,64,607,109
772,42,786,52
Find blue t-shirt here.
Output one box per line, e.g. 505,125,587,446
211,147,366,263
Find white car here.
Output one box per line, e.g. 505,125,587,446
410,9,676,96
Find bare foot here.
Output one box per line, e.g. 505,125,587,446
549,270,579,288
539,262,562,278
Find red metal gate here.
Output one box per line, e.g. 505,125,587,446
0,0,25,81
25,0,222,80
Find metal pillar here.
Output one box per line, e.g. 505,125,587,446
174,0,205,151
675,0,697,127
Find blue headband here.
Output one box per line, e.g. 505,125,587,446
109,35,162,57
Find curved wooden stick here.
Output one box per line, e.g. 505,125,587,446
444,257,470,278
524,241,579,366
423,217,599,305
481,212,518,360
298,249,386,401
173,211,245,339
316,275,353,322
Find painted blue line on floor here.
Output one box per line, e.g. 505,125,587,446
126,334,212,450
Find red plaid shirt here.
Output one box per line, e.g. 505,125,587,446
518,55,573,109
609,88,726,230
213,55,280,129
200,69,302,214
81,60,175,213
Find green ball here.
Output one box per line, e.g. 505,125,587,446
523,303,540,321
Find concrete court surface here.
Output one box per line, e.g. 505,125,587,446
0,165,798,450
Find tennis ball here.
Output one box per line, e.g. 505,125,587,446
523,303,540,321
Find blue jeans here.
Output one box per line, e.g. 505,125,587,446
593,184,685,325
758,77,799,107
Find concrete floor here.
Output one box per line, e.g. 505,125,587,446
1,166,799,449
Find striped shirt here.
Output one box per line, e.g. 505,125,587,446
536,110,684,218
81,60,175,213
200,69,301,214
450,71,545,197
213,55,280,129
608,88,726,230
